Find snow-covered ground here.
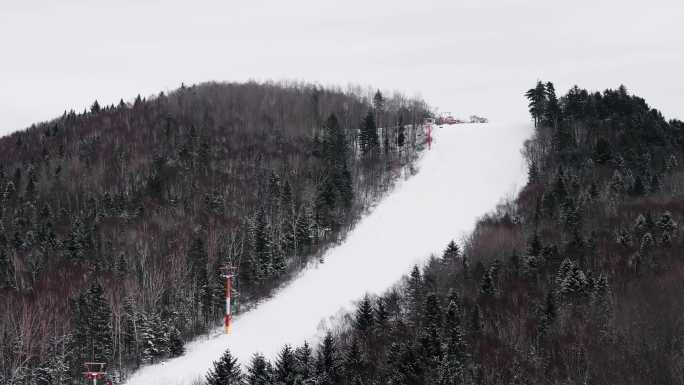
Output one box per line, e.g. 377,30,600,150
124,121,531,385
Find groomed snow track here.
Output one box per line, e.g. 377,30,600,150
124,122,531,385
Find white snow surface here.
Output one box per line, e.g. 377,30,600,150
124,121,531,385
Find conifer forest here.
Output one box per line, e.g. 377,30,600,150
0,81,430,384
200,82,684,385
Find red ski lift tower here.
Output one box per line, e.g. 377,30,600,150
83,362,110,385
220,265,238,334
423,118,434,149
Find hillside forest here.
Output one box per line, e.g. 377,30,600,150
202,82,684,385
0,81,430,384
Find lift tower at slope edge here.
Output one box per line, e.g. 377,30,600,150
83,362,111,385
220,265,237,334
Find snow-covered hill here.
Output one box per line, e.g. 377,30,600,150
124,121,531,385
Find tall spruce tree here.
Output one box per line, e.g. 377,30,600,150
72,283,113,365
274,345,297,385
525,81,547,127
207,348,243,385
354,295,374,334
247,353,272,385
359,111,379,155
544,82,560,128
316,332,339,385
253,208,272,280
294,342,314,384
442,240,460,263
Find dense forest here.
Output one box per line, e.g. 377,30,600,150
0,81,431,384
206,83,684,385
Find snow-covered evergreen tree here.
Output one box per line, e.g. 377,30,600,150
442,240,460,263
206,348,243,385
274,345,296,385
354,295,374,334
247,353,272,385
294,341,313,384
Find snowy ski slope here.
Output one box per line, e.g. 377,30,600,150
124,121,531,385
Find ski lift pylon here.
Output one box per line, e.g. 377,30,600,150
219,265,238,334
83,362,108,385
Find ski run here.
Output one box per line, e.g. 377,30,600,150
124,121,531,385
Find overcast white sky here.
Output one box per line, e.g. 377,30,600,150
1,0,682,134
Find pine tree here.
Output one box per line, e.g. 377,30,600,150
333,164,353,209
274,345,296,385
271,248,286,276
359,111,379,155
247,353,272,385
557,260,588,300
87,283,113,362
407,265,423,322
343,339,363,382
121,297,140,363
294,342,314,384
544,82,560,128
420,294,443,362
354,295,374,334
90,100,101,114
444,292,462,334
374,297,389,333
386,341,423,385
321,114,348,168
442,240,460,263
316,332,339,385
295,210,311,254
207,348,243,385
315,177,337,230
168,326,185,357
253,208,272,280
72,283,113,364
66,217,89,263
42,335,73,385
140,313,169,362
525,81,547,127
438,316,468,385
